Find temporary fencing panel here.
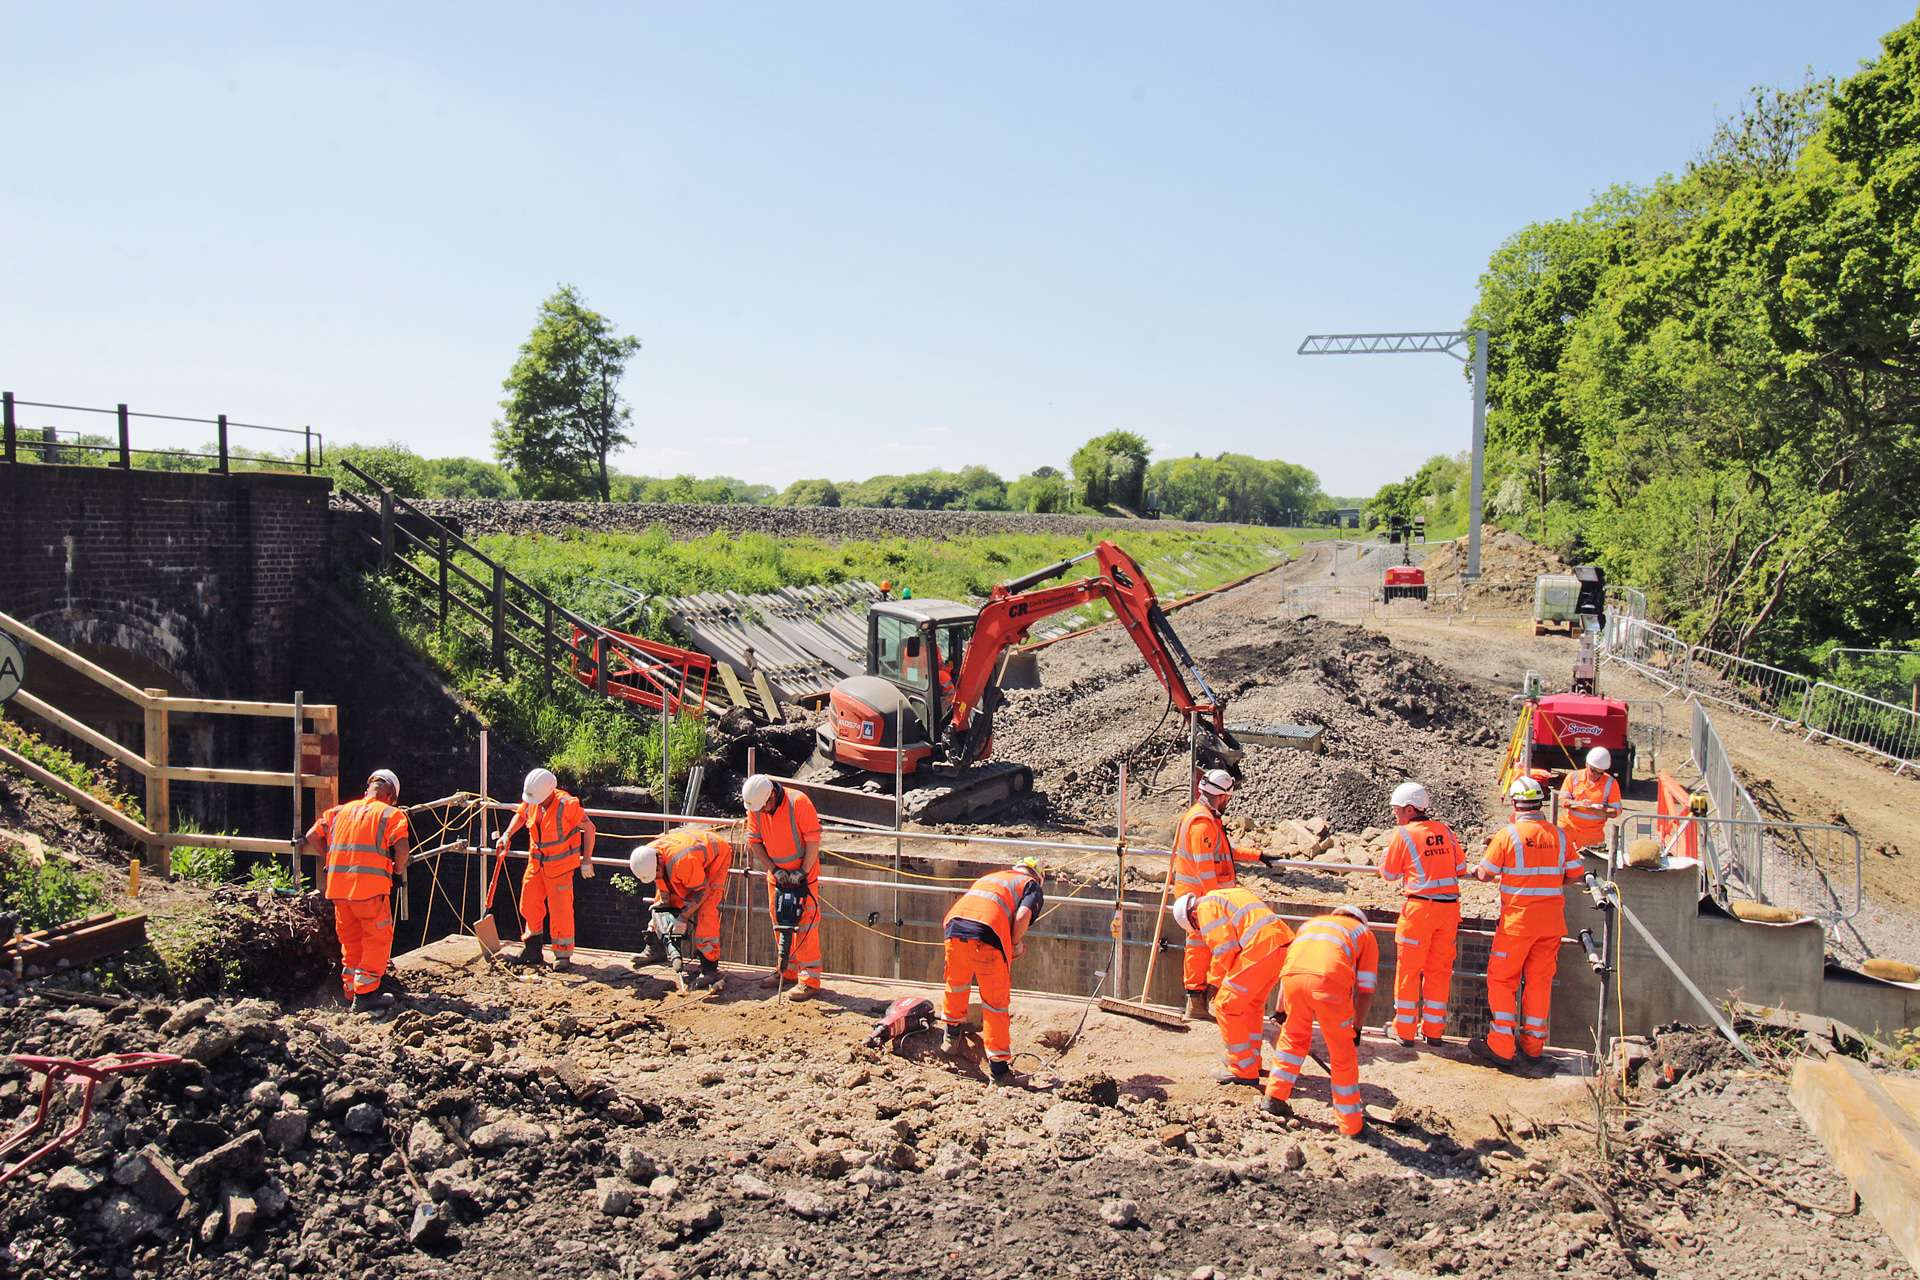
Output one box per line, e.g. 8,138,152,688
1685,648,1813,727
1802,681,1920,775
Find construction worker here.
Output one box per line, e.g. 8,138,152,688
629,824,734,989
1263,905,1378,1137
1558,747,1623,851
941,858,1045,1084
1377,780,1466,1046
301,769,410,1012
1173,887,1294,1087
493,767,596,971
742,773,823,997
1469,776,1586,1069
1172,767,1264,1019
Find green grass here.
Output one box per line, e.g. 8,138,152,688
0,843,108,933
0,707,145,824
360,522,1305,790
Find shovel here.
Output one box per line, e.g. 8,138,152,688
473,842,509,956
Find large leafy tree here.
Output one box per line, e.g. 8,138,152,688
1070,431,1151,510
494,285,643,500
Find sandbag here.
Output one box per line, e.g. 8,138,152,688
1862,957,1920,984
1728,900,1800,924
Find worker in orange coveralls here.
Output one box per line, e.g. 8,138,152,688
1171,768,1265,1020
1377,780,1467,1046
940,858,1045,1085
1262,905,1378,1136
1557,747,1623,851
629,824,734,990
494,767,596,971
301,769,410,1013
1470,776,1585,1070
1173,886,1294,1087
742,773,824,996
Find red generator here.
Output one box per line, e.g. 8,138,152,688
1382,566,1428,602
1532,693,1632,784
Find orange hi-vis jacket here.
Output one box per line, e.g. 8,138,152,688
1195,887,1294,989
1171,801,1260,895
1281,913,1379,998
1479,813,1583,933
312,797,409,902
1379,820,1467,905
943,869,1037,956
519,789,587,876
1558,768,1622,848
746,787,822,877
654,827,733,909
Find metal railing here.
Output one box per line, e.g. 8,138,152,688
1689,697,1768,894
1685,647,1814,728
1602,618,1692,693
1618,808,1861,925
1802,681,1920,775
1824,647,1920,710
2,392,325,476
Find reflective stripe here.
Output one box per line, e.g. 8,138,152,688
1273,1051,1306,1067
1225,1039,1256,1053
328,864,393,879
1332,1101,1364,1115
1503,885,1567,897
1394,1000,1417,1010
979,1000,1009,1014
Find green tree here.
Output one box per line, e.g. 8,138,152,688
327,443,428,497
1070,431,1150,510
1007,467,1072,513
776,478,841,507
494,285,643,501
421,456,517,499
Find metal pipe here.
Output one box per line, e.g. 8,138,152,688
290,690,303,881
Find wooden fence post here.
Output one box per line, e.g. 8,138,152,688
142,690,171,877
216,414,230,475
116,404,131,470
543,599,555,693
2,391,14,464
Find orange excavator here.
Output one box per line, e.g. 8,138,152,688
811,541,1242,820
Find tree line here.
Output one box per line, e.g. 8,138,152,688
1367,16,1920,662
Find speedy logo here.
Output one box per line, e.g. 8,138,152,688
1560,720,1607,737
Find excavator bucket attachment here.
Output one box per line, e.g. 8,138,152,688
997,650,1040,690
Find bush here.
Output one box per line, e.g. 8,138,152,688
170,825,236,886
0,708,144,823
0,844,107,933
246,861,308,894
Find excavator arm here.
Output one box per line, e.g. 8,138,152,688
945,541,1230,767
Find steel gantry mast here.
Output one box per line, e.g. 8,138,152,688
1297,329,1489,581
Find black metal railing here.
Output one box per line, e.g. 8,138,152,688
1,391,325,475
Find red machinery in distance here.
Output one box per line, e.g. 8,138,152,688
820,542,1241,809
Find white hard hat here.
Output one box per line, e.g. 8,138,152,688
1390,781,1430,811
629,842,660,883
1198,768,1236,799
522,767,558,805
1332,904,1369,924
368,769,400,800
742,774,777,812
1172,893,1200,934
1509,776,1547,805
1586,747,1612,772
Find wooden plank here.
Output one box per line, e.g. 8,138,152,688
751,670,781,720
9,688,151,775
161,766,297,786
9,914,147,971
160,697,337,719
716,664,750,712
1791,1054,1920,1273
0,741,155,843
0,608,151,707
143,688,170,875
156,832,296,855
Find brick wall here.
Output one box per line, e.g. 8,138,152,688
0,464,332,697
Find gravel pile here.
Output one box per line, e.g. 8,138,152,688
345,498,1231,543
990,613,1509,845
1420,528,1569,610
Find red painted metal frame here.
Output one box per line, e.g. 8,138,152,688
568,625,714,716
0,1052,183,1185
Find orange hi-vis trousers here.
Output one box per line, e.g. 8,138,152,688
942,937,1013,1063
1391,898,1459,1040
1486,926,1560,1059
334,897,394,999
767,875,822,989
520,865,576,958
1213,932,1289,1080
1264,973,1364,1136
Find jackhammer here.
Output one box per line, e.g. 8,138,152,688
772,872,809,999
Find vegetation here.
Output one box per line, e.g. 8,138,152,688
0,841,107,934
1147,454,1326,525
0,707,144,823
1448,18,1920,663
1363,453,1471,539
494,284,644,501
169,823,237,887
1071,431,1151,510
245,860,309,894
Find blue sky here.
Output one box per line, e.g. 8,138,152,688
2,3,1910,497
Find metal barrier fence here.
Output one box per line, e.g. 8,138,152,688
1276,584,1529,625
1803,681,1920,776
1603,618,1692,693
1617,809,1862,924
1686,647,1814,727
1825,647,1920,709
1687,699,1767,894
1622,697,1667,776
2,391,326,475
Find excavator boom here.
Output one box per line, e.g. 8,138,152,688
946,541,1227,765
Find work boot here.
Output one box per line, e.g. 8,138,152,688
350,992,394,1015
1423,1034,1446,1047
552,954,572,973
1260,1096,1292,1119
786,985,816,1002
758,970,784,990
988,1062,1013,1087
1468,1036,1515,1070
1214,1071,1261,1089
688,958,723,991
1389,1032,1419,1049
1183,990,1211,1021
517,932,546,966
639,934,670,967
940,1024,964,1053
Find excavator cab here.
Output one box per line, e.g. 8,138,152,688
824,600,980,774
